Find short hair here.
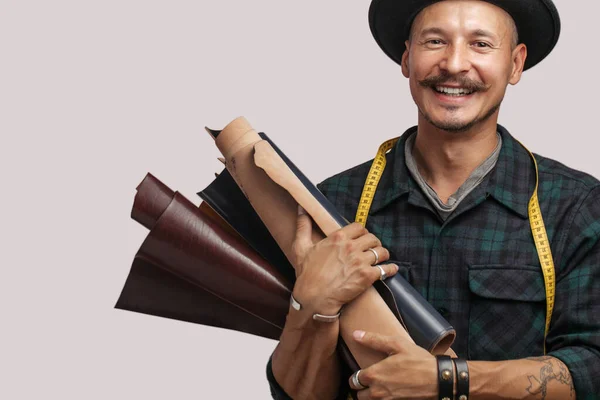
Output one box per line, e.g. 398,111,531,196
508,17,519,49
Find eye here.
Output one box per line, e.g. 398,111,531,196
423,39,446,48
473,41,491,48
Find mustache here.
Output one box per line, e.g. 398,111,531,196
418,75,489,92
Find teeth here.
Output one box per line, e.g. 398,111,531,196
435,86,474,96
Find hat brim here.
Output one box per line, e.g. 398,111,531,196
369,0,560,71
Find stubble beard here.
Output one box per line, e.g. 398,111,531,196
418,98,503,133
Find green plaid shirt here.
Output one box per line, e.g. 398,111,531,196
268,125,600,399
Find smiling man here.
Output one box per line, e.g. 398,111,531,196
267,1,600,399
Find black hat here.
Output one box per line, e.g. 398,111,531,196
369,0,561,70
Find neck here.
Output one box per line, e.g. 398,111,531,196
412,115,500,202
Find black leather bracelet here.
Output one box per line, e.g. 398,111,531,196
454,358,470,400
436,355,454,400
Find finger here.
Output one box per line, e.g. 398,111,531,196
348,369,370,391
353,330,401,355
310,226,324,245
360,246,390,266
336,222,369,240
353,233,382,252
356,388,373,400
292,206,313,261
364,263,399,283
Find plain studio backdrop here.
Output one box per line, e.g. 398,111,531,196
1,0,598,398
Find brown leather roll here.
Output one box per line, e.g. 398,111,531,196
130,173,176,230
116,258,283,340
116,173,292,339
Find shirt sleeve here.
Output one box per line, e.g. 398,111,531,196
266,354,353,399
546,186,600,400
266,356,294,400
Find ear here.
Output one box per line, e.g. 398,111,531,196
508,43,527,85
401,40,411,78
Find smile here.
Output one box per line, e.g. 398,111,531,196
434,86,475,96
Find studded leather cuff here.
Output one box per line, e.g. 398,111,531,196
454,358,470,400
436,355,454,400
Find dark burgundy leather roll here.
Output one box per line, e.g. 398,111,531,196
116,258,283,339
130,173,176,231
116,173,292,340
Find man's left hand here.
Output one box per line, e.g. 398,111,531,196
348,330,438,400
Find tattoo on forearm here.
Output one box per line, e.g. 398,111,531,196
525,356,575,399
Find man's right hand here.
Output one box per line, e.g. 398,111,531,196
291,206,398,316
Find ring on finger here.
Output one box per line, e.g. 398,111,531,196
352,369,367,390
375,264,387,281
367,248,379,265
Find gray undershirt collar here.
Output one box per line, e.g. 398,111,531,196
404,132,502,221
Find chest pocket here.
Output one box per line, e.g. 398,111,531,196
467,264,546,361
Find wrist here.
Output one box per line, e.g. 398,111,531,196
436,355,454,400
291,286,343,316
284,295,340,332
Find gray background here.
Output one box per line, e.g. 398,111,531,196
2,0,598,398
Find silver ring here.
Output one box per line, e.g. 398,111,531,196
367,248,379,265
375,264,387,281
351,369,367,390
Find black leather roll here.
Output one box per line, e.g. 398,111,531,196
378,272,456,353
197,168,296,284
258,132,348,227
258,132,456,352
198,133,455,354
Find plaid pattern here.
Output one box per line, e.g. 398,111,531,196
267,125,600,399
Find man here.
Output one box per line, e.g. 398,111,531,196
267,0,599,399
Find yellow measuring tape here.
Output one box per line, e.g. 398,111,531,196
354,137,400,226
354,137,556,353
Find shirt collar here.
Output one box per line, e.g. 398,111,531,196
486,125,534,219
369,126,416,214
369,124,534,219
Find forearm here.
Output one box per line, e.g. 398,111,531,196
469,356,575,400
272,305,341,400
339,286,416,365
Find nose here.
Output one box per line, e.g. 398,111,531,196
439,44,471,75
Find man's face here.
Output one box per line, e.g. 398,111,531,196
401,0,526,132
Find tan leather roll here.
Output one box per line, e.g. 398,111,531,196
209,117,423,368
213,119,300,264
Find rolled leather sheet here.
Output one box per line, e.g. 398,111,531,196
197,168,296,284
209,119,300,264
207,117,454,368
116,257,283,339
115,173,292,340
207,118,398,367
130,173,175,231
256,133,456,354
199,166,455,353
